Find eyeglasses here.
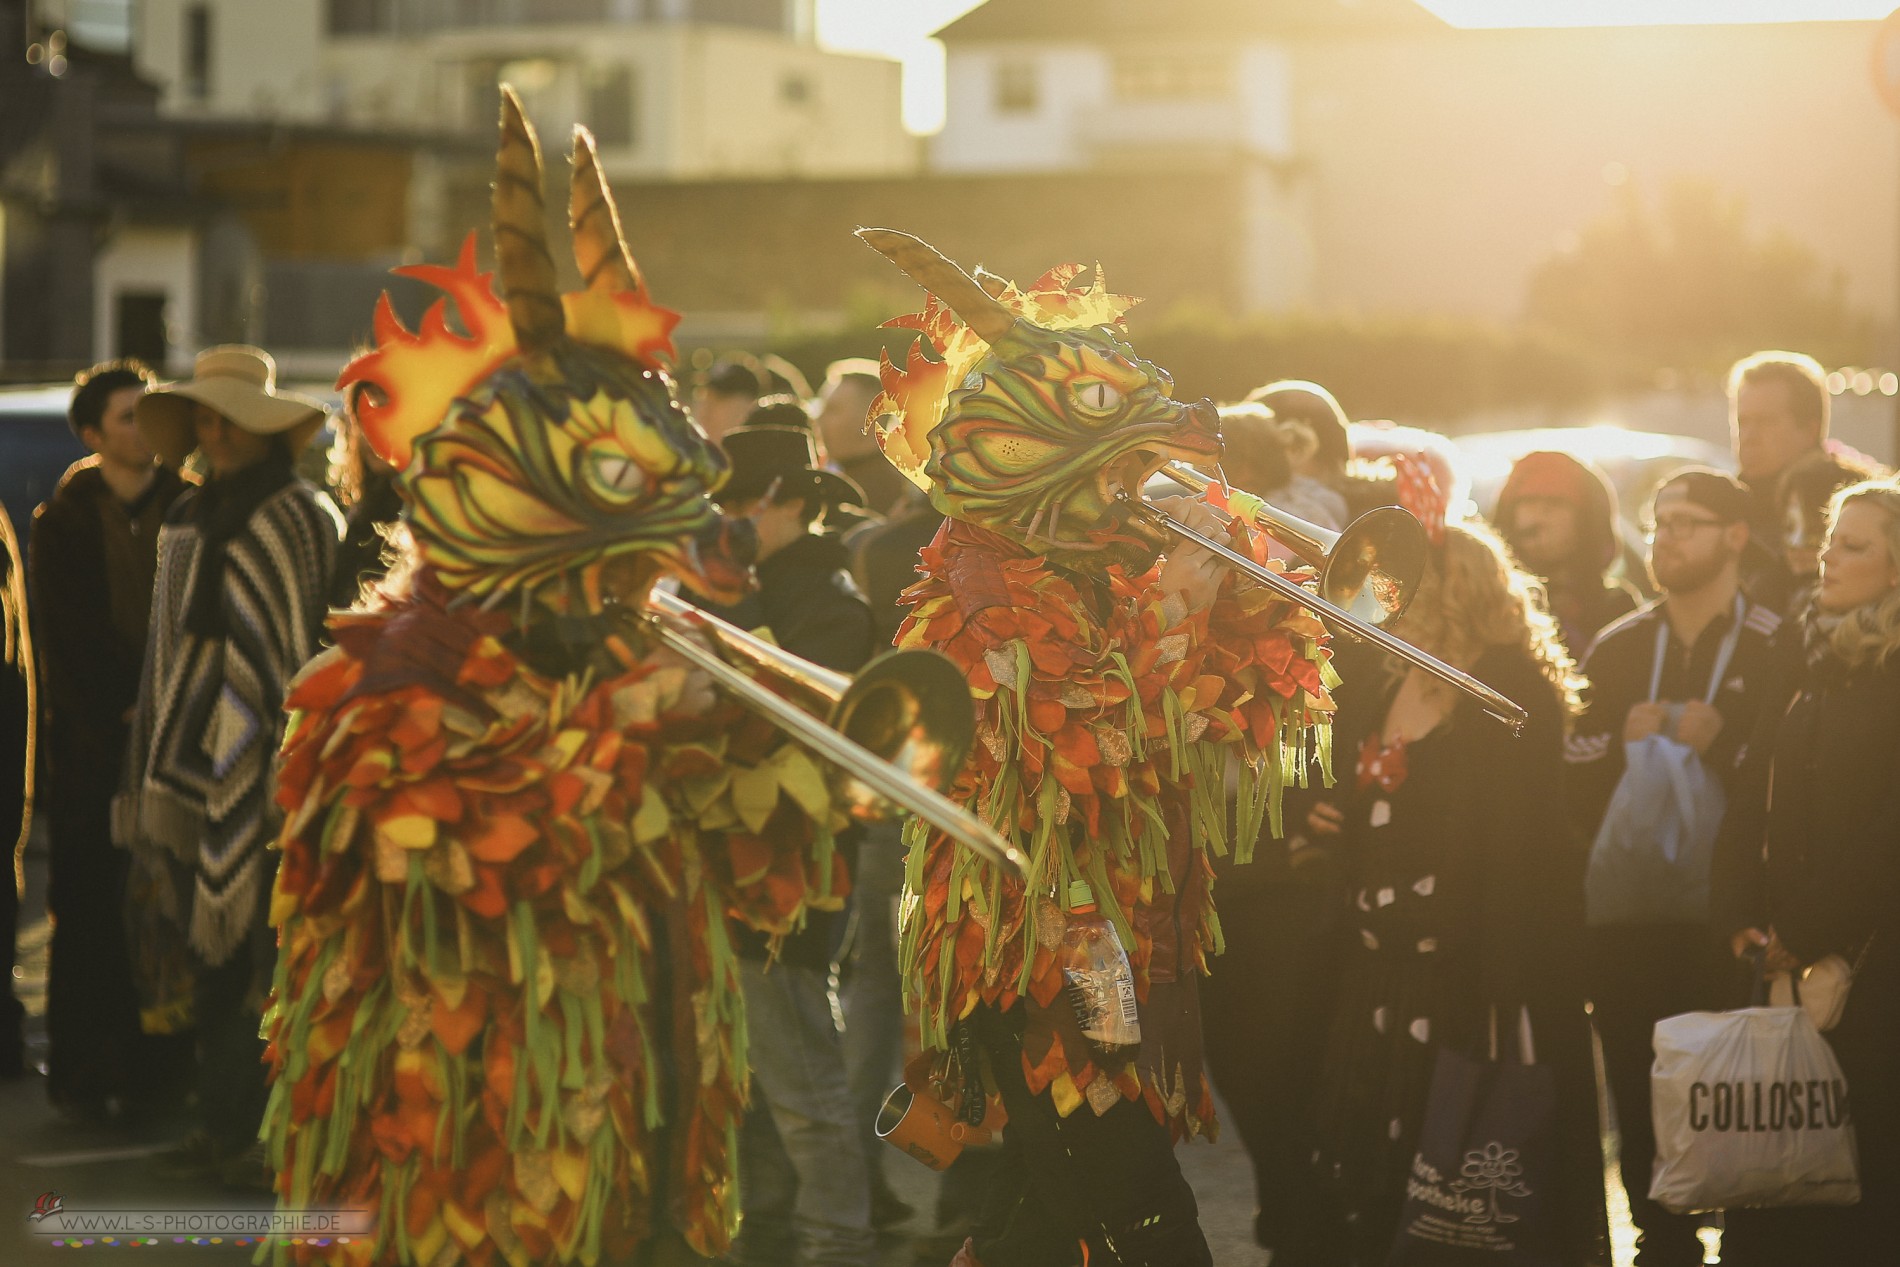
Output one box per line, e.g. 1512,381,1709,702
1643,516,1726,541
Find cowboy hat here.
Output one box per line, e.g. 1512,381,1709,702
717,425,866,514
137,345,328,468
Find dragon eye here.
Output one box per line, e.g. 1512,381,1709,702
1073,379,1123,414
587,450,649,499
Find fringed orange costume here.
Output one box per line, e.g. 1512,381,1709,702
258,94,846,1265
856,230,1335,1263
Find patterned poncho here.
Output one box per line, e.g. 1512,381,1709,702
116,472,339,1025
896,520,1334,1138
260,579,847,1265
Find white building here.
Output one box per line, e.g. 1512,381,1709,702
927,0,1441,312
133,0,916,180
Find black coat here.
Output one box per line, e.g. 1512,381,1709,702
29,462,188,810
1313,646,1607,1265
699,531,876,675
1709,640,1900,1224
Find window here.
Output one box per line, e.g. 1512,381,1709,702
1112,53,1231,102
326,0,393,35
115,292,170,370
586,64,637,149
184,4,212,101
994,58,1038,115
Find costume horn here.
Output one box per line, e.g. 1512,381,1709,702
569,126,644,294
493,86,565,361
857,228,1016,344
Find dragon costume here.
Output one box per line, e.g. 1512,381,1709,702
857,230,1335,1261
259,93,850,1265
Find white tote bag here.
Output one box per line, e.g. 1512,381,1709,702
1648,1006,1860,1214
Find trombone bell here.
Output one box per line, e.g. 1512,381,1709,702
1160,462,1425,628
646,591,1023,875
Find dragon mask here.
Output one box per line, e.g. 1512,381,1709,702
860,229,1222,574
340,88,753,614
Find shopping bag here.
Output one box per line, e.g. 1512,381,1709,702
1387,1012,1561,1266
1649,1006,1860,1213
1584,733,1723,925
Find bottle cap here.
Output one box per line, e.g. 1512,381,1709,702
1067,878,1095,911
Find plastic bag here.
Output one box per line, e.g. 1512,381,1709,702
1584,733,1723,925
1648,1006,1860,1214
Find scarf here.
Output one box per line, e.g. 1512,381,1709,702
1799,598,1889,674
184,447,295,638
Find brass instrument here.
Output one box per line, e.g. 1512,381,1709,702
646,591,1027,876
1120,476,1530,734
1160,462,1425,628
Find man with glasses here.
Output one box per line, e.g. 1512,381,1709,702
1565,468,1792,1267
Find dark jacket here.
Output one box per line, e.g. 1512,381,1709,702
1564,594,1791,844
847,492,942,650
1709,636,1900,1205
692,530,876,967
1711,640,1900,969
329,471,403,611
1738,473,1801,617
29,462,188,810
1319,646,1607,1264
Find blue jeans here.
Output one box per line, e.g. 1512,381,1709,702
735,958,874,1267
837,822,907,1194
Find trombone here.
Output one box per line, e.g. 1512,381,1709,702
1126,466,1530,733
646,591,1028,877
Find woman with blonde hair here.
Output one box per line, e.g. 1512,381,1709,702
1300,470,1607,1265
1713,479,1900,1264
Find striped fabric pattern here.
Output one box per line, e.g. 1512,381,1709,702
119,480,340,966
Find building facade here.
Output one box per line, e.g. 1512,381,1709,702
133,0,914,180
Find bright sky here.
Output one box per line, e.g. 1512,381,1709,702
817,0,1900,134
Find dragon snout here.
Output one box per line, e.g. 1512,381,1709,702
686,512,758,604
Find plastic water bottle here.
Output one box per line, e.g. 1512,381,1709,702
1057,878,1141,1058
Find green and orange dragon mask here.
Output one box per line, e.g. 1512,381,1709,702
341,89,753,616
859,229,1222,575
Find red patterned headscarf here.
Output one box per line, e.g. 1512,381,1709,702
1392,452,1447,546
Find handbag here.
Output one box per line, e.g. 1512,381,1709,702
1584,598,1743,926
1767,946,1867,1034
1386,1008,1561,1266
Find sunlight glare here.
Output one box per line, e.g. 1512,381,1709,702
1422,0,1895,28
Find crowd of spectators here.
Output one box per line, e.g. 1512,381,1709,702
0,342,1895,1267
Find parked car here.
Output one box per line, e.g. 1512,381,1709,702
0,380,345,552
0,386,88,547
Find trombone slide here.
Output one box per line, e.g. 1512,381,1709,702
1123,496,1529,734
646,601,1028,878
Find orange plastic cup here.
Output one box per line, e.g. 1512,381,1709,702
875,1083,995,1171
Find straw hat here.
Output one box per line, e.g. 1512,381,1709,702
137,345,328,468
